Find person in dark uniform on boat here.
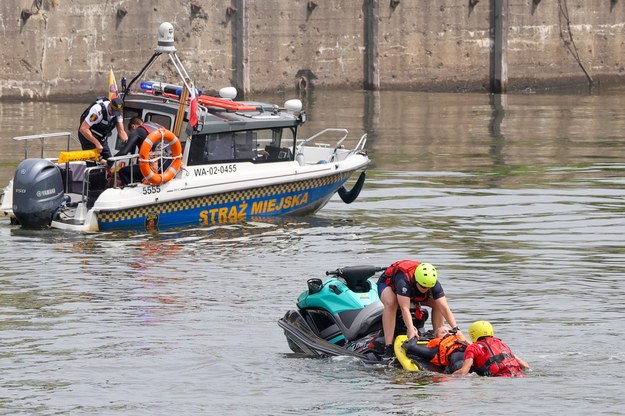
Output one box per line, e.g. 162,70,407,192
115,117,169,185
78,97,128,164
377,260,463,360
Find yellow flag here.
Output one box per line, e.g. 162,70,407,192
108,67,119,100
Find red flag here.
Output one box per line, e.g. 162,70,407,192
189,86,199,127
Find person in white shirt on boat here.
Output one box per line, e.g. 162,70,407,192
78,97,128,164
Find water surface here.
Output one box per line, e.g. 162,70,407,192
1,89,624,415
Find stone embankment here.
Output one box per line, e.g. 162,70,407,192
0,0,623,100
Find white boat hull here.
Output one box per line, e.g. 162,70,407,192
2,155,368,232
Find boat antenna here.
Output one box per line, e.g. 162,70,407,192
124,53,162,96
124,22,195,97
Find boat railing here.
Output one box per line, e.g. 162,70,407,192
13,132,75,159
354,133,368,152
297,128,349,150
327,132,367,163
108,153,140,188
82,165,108,210
339,133,368,160
107,148,178,188
296,129,369,164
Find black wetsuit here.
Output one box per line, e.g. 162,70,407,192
403,336,466,373
115,122,162,185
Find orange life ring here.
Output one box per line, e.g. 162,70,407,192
139,128,183,185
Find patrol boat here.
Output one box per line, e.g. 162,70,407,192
0,22,369,232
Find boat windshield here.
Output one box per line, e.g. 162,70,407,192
186,127,295,166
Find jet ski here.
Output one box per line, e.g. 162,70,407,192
277,265,441,370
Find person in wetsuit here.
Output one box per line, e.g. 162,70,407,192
403,325,470,373
115,117,166,185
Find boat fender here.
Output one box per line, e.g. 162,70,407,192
394,335,422,372
338,171,366,204
58,149,100,163
139,128,183,185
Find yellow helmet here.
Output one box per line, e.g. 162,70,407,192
414,263,437,288
468,320,494,342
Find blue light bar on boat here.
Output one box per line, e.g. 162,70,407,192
140,81,202,97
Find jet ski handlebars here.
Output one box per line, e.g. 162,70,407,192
322,265,387,293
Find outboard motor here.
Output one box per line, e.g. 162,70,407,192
12,159,65,228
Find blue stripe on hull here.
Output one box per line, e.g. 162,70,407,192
96,173,349,231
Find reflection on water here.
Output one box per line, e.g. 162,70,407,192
2,89,625,415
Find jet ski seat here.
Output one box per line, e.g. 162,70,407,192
342,301,384,342
336,265,379,293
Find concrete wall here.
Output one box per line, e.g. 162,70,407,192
0,0,623,100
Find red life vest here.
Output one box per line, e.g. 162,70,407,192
383,260,429,303
383,260,419,288
138,121,161,135
472,337,524,377
426,334,469,366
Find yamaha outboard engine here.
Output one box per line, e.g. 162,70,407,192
12,159,65,228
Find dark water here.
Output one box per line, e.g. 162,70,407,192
1,89,625,415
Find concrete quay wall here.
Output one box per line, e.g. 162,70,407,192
0,0,623,100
